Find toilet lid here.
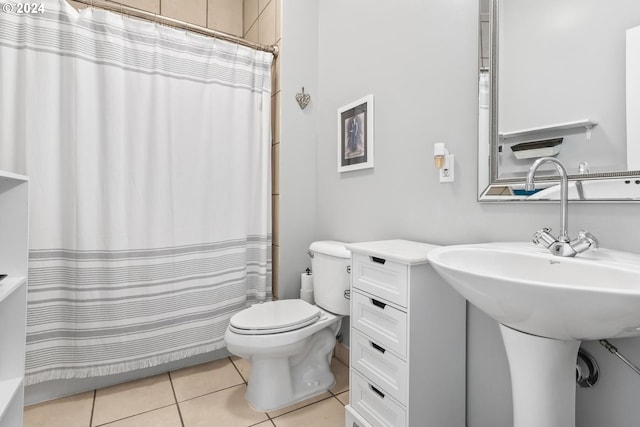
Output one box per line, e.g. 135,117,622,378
229,299,321,335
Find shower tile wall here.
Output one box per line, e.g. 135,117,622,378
65,0,282,298
244,0,282,298
67,0,243,36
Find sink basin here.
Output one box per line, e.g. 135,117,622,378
427,242,640,340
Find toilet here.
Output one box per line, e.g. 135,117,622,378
224,241,351,411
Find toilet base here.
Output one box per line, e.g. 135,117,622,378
245,328,337,411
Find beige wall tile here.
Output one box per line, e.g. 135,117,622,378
271,44,280,94
65,1,89,10
108,0,160,14
272,194,279,246
243,0,259,36
24,391,94,427
272,91,280,144
102,405,182,427
93,374,175,426
272,244,279,298
245,21,259,43
208,0,242,36
272,142,279,194
258,0,276,45
161,0,207,27
170,358,244,402
275,0,280,42
179,384,268,427
258,0,269,15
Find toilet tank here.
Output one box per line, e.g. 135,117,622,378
309,241,351,315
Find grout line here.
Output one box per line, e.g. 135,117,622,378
332,392,348,407
176,382,246,404
89,389,97,427
167,372,186,427
229,356,249,384
92,403,177,427
267,394,336,420
248,417,274,427
334,356,349,369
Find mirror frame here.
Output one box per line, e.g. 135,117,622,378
479,0,640,202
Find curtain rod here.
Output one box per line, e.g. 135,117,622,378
69,0,279,56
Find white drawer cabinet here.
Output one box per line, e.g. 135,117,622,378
351,292,407,358
345,240,466,427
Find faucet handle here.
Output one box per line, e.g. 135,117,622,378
578,230,599,249
533,228,556,248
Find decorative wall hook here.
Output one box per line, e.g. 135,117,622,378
295,87,311,110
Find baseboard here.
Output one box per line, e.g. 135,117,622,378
334,342,349,366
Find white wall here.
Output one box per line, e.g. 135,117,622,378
499,0,640,176
281,1,640,426
279,0,320,299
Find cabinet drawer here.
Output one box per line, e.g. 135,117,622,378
345,404,373,427
352,253,408,308
352,291,407,358
351,370,407,427
351,330,407,405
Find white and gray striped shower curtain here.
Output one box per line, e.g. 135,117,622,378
0,0,272,385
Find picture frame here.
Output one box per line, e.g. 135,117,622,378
337,94,374,172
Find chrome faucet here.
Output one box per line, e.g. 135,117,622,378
525,157,599,257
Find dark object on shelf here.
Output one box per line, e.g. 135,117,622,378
511,138,563,159
0,274,6,282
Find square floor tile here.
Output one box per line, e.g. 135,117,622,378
230,356,251,383
329,358,349,395
335,391,349,406
97,405,182,427
267,392,332,418
92,374,175,426
179,384,268,427
24,390,94,427
272,397,345,427
171,357,245,401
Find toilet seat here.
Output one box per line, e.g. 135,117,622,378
229,299,321,335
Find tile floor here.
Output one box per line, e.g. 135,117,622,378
24,356,349,427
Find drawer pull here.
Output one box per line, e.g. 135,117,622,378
371,298,387,309
371,256,386,265
371,341,386,354
369,384,386,399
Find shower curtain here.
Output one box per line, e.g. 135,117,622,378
0,0,272,385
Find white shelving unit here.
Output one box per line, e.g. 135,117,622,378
344,240,466,427
0,171,29,427
499,119,598,141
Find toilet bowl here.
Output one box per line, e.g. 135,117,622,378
224,241,351,411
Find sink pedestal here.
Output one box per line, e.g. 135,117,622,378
500,325,581,427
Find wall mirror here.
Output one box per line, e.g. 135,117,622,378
478,0,640,201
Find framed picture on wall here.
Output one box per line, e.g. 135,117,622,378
337,94,374,172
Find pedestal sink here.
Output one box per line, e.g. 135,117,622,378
427,242,640,427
